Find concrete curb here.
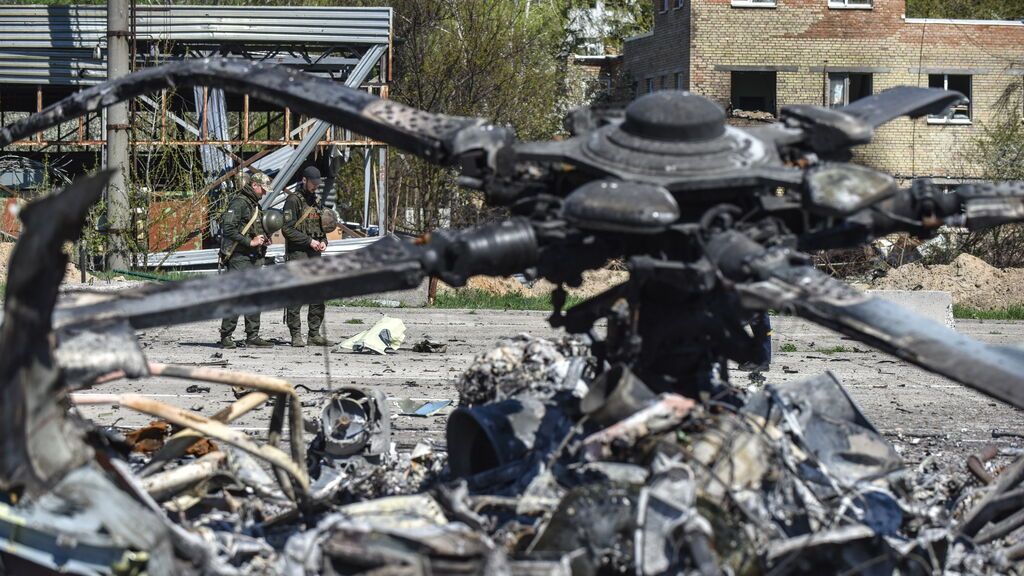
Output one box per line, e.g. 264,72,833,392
866,289,955,330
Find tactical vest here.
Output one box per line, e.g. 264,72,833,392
230,189,265,256
287,192,326,241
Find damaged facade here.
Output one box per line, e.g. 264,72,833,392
622,0,1024,180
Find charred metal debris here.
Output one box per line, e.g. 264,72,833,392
2,58,1024,574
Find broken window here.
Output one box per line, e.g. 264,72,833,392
829,0,872,7
927,74,971,123
828,73,872,108
730,71,777,116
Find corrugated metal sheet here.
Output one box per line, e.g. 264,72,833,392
0,5,391,85
146,236,382,268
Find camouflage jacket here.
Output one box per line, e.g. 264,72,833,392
220,186,265,258
282,190,326,252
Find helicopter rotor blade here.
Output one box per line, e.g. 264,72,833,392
708,231,1024,409
837,86,965,128
54,236,428,333
0,57,494,167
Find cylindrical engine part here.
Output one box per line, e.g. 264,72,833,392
447,396,548,478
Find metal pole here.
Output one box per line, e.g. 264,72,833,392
106,0,131,269
377,146,387,235
362,149,372,229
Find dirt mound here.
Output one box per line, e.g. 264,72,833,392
872,253,1024,309
0,241,95,286
442,269,629,299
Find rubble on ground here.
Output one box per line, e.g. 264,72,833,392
8,333,1023,575
873,253,1024,310
1,240,95,285
441,268,629,300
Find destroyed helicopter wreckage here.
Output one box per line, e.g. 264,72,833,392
2,57,1024,574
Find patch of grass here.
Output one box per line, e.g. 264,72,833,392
344,318,365,325
953,304,1024,321
819,345,852,355
431,289,585,311
779,342,798,353
327,298,403,308
93,269,202,282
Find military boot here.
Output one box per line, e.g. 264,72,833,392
291,333,306,347
220,335,236,349
308,333,331,347
246,336,273,348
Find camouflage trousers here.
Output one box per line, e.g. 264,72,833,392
220,255,263,339
285,249,325,336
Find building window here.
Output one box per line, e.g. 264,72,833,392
927,74,971,124
675,0,685,8
828,0,872,8
646,77,655,94
675,72,685,90
730,71,777,116
660,75,668,89
658,0,669,12
828,73,872,107
731,0,776,8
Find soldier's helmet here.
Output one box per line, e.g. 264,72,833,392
321,208,339,233
262,208,285,236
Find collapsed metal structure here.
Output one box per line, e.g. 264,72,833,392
0,5,392,241
2,58,1024,574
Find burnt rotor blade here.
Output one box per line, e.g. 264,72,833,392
54,236,426,332
838,86,965,128
735,260,1024,410
0,58,488,166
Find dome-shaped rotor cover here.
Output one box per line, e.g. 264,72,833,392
582,91,771,177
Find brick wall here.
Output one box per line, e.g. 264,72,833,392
622,0,691,95
623,0,1024,179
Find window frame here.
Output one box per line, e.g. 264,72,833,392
827,72,873,108
926,73,972,125
730,70,778,117
645,77,655,94
675,0,685,8
731,0,776,7
659,0,670,13
828,0,872,9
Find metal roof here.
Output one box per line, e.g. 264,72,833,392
0,4,392,85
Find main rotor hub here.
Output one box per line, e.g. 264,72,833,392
581,91,770,179
621,91,726,142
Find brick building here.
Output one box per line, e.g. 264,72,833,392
622,0,1024,180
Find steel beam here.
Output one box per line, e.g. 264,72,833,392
261,43,387,209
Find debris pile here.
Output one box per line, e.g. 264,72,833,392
11,333,1023,575
0,240,94,285
873,253,1024,310
440,269,629,300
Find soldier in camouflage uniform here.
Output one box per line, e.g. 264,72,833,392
219,172,274,349
282,166,330,347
